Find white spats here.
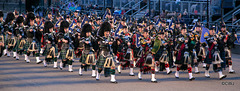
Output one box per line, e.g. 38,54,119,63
40,48,44,54
15,52,19,60
188,73,195,81
96,72,100,80
166,67,171,74
68,65,73,72
202,63,206,68
175,71,179,78
36,57,42,64
3,49,7,55
151,74,157,82
129,68,134,76
205,70,210,78
117,65,121,73
24,54,27,61
43,60,47,67
25,55,30,63
133,61,136,67
189,73,193,79
13,52,16,58
229,65,235,73
218,71,227,80
110,75,117,83
79,67,82,75
6,50,10,57
92,70,96,77
195,67,199,74
155,65,159,73
53,62,58,68
138,71,142,80
59,62,63,70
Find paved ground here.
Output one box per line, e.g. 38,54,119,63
0,53,240,91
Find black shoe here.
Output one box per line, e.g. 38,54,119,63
92,76,96,78
175,77,179,79
16,58,19,60
79,74,82,76
13,56,16,58
220,75,227,80
189,77,195,81
138,78,142,80
229,71,235,74
129,74,135,76
151,81,157,83
110,81,118,84
195,72,200,74
53,67,58,69
37,61,42,64
60,68,62,70
167,71,172,75
26,62,30,63
118,72,121,74
96,79,99,81
205,76,210,78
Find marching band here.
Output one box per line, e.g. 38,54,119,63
0,9,238,83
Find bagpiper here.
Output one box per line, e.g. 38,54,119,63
218,24,236,73
58,20,74,72
42,21,58,68
204,26,227,80
23,12,43,64
152,31,172,75
78,23,97,77
0,10,4,57
175,26,195,81
96,22,118,83
136,29,157,83
13,16,25,60
3,12,15,57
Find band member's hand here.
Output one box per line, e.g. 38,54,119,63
213,41,217,44
8,32,12,35
39,29,43,32
185,40,188,43
224,39,227,43
109,41,113,45
29,29,33,32
164,42,168,45
147,40,151,44
48,41,51,44
85,41,89,44
117,40,120,45
127,42,131,46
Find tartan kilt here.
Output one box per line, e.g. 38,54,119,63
13,38,20,52
59,49,67,60
23,40,31,52
96,54,106,69
24,40,41,53
79,53,87,64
